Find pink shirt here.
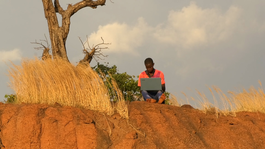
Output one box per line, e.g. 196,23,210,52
138,69,165,86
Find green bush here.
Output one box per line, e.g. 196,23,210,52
93,62,141,101
4,94,17,103
164,91,171,105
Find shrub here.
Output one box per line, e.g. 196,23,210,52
4,94,17,103
93,62,141,101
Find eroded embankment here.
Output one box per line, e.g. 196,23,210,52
0,102,264,149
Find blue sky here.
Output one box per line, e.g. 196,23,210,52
1,0,265,108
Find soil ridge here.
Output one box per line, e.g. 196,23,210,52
0,102,264,149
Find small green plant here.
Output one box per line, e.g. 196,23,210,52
164,91,171,105
4,94,17,103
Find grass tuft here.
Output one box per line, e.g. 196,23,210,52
167,82,265,116
7,58,128,117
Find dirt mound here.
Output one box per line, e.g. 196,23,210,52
0,101,264,149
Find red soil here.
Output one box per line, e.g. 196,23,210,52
0,101,265,149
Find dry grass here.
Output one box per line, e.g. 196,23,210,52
204,83,265,116
229,82,265,113
168,81,265,116
110,79,129,119
167,94,181,106
8,58,128,118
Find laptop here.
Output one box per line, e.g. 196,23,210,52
140,78,162,91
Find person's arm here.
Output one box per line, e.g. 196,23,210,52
162,84,166,93
138,74,144,98
160,71,166,93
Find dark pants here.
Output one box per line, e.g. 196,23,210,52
142,90,165,104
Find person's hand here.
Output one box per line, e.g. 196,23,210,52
158,93,166,104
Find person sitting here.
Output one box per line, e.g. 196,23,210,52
138,58,166,104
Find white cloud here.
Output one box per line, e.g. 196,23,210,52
154,2,242,49
87,2,244,56
0,49,22,64
87,17,151,55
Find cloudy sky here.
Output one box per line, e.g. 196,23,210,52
1,0,265,107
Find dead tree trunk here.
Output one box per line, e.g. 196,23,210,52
41,0,106,62
31,37,52,61
77,37,109,68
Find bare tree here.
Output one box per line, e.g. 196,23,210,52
78,37,109,67
31,35,52,61
42,0,106,62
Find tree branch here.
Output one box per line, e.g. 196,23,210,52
59,0,107,47
54,0,64,14
31,41,47,50
31,36,52,61
79,37,86,50
67,0,106,17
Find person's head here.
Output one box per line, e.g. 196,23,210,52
144,58,154,73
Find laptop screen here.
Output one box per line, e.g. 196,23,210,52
140,78,162,91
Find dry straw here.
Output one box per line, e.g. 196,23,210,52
204,84,265,116
167,94,181,106
229,81,265,113
8,58,128,117
167,82,265,116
